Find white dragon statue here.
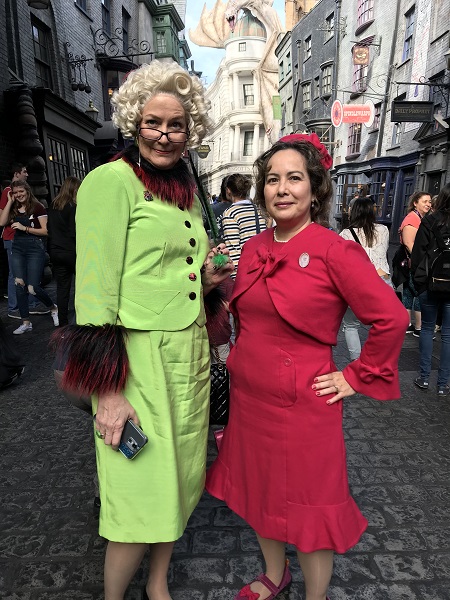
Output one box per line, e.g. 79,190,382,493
189,0,284,143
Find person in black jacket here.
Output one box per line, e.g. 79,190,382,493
411,182,450,397
47,176,81,326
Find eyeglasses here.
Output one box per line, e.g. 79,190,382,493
138,128,190,143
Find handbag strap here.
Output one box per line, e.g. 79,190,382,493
349,227,361,245
251,203,262,235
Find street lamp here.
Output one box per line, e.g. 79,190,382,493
85,100,99,122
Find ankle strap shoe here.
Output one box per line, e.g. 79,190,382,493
234,559,292,600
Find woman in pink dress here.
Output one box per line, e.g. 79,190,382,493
206,134,409,600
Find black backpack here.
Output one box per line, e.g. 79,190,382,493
391,244,410,288
427,226,450,295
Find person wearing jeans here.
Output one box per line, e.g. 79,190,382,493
417,291,449,394
0,180,58,334
411,183,450,397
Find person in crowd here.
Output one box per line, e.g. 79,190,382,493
0,163,45,318
53,60,233,600
212,175,232,238
399,191,432,336
0,180,58,334
339,198,392,360
47,176,81,327
220,173,267,278
206,133,408,600
411,182,450,397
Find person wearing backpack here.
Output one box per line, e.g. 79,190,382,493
411,182,450,397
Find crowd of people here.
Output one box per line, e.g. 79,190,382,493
1,59,449,600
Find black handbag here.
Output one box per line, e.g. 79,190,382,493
209,346,229,425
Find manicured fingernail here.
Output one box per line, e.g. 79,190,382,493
316,391,320,396
314,378,319,383
312,385,316,390
326,400,331,405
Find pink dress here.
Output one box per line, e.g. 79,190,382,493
206,225,408,553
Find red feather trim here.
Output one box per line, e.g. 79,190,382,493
51,324,129,396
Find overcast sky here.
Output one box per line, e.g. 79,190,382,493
185,0,285,86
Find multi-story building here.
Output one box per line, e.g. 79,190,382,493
196,10,271,196
1,0,189,202
275,31,294,137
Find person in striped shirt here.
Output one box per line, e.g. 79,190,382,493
220,173,268,279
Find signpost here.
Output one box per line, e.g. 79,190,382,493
331,99,375,128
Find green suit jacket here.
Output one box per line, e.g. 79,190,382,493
75,159,209,330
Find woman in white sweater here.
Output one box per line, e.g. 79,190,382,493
340,198,392,360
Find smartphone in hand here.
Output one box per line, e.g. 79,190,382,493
118,420,148,459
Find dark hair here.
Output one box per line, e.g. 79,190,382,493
219,175,229,202
10,163,26,178
226,173,252,200
433,182,450,226
52,176,81,211
10,180,40,219
253,140,332,227
357,184,370,198
407,191,431,213
349,198,377,247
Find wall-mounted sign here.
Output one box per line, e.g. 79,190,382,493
195,144,211,159
353,45,370,66
331,99,375,128
391,101,434,123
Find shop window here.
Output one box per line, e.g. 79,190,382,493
71,147,88,181
48,138,69,197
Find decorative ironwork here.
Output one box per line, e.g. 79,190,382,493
317,17,347,37
65,42,94,93
91,27,153,63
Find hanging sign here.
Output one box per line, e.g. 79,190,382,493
331,99,375,128
353,45,370,66
391,101,434,122
195,144,211,158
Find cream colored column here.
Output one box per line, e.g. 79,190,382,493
253,123,260,160
229,126,235,162
233,73,240,110
253,73,260,109
234,124,241,161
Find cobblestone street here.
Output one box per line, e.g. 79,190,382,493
1,287,449,600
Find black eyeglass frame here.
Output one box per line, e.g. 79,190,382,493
138,127,190,143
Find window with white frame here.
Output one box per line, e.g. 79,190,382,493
239,42,246,52
280,61,284,81
391,122,402,146
305,37,311,60
32,19,53,89
352,64,368,93
243,131,254,156
156,31,166,54
122,8,130,54
286,52,291,74
302,83,311,110
325,13,334,41
371,103,381,130
357,0,374,28
347,123,362,155
243,84,254,106
402,6,415,61
321,64,332,95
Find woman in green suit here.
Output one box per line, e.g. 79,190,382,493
56,61,233,600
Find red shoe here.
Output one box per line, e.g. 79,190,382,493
234,560,292,600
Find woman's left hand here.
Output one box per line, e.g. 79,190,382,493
202,243,234,294
312,371,356,405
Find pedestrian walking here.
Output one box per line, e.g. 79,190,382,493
206,133,409,600
54,60,233,600
411,182,450,397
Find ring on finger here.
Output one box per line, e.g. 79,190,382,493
95,430,105,439
334,385,339,393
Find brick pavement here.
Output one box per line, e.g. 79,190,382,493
0,285,449,600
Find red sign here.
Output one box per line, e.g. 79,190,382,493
331,99,375,128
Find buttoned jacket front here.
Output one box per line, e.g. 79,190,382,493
75,159,209,330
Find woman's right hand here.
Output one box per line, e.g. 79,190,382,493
94,392,139,450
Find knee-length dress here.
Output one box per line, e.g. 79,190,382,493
206,225,409,553
73,158,211,543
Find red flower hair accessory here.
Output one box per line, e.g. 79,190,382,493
278,132,333,170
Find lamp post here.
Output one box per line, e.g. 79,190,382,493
85,100,99,122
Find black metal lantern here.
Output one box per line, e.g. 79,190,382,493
27,0,50,8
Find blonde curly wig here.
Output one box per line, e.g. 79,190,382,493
111,61,212,147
